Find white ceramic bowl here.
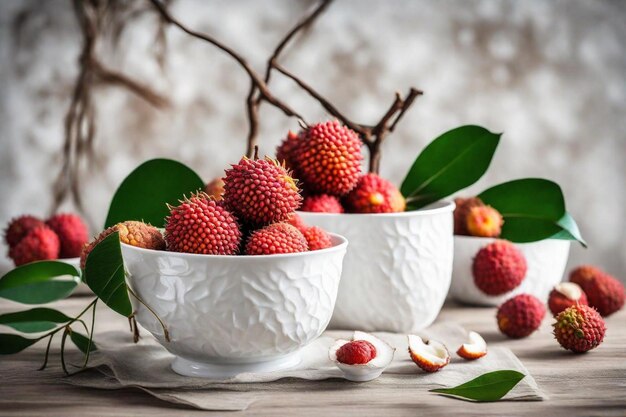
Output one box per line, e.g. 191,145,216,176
121,234,348,378
449,236,570,306
299,201,455,333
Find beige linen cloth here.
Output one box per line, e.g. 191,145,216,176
65,323,546,410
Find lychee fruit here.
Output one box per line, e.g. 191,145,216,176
8,226,60,266
466,205,503,237
472,240,527,296
496,294,546,339
569,265,625,317
548,282,588,316
204,178,225,201
45,213,89,258
456,331,488,360
245,222,308,255
335,340,377,365
407,335,450,372
4,215,45,248
292,120,363,196
286,213,307,233
302,226,332,251
301,194,344,213
344,173,405,214
453,197,484,235
223,156,302,225
553,304,606,353
276,130,300,170
81,220,166,269
165,193,241,255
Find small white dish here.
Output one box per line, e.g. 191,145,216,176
329,331,395,382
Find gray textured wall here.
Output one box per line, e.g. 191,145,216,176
0,0,625,281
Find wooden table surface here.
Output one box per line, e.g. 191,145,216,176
0,296,624,417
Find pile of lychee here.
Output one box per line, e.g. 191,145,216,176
3,214,89,266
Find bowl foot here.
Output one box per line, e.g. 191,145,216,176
171,352,301,379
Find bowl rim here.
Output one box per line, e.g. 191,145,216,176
121,232,348,260
297,200,455,218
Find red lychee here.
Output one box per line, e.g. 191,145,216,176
286,213,307,233
4,215,45,248
8,226,60,266
344,173,405,213
569,265,624,317
301,194,344,213
472,240,527,296
292,120,363,196
223,156,302,225
466,205,503,238
553,304,606,353
548,282,588,316
165,193,241,255
302,226,332,251
336,340,377,365
453,197,484,235
45,213,89,258
496,294,546,339
245,223,308,255
276,130,300,170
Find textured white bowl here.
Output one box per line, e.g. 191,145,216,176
450,236,570,306
299,201,455,333
121,234,348,378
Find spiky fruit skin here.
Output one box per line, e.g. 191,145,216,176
497,294,546,339
553,304,606,353
336,340,377,365
45,213,89,258
80,221,165,269
223,157,302,225
466,205,503,238
344,173,405,214
9,226,60,266
303,226,332,251
245,223,308,255
301,194,344,213
276,130,300,170
569,265,625,317
472,240,527,296
165,194,241,255
204,178,225,201
293,121,363,196
286,213,307,233
548,285,589,316
4,215,45,248
453,197,484,235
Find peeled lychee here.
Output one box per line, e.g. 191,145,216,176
335,340,377,365
497,294,546,339
81,220,166,269
472,240,527,296
344,173,405,214
456,331,488,360
165,193,241,255
46,213,89,258
4,215,45,248
293,120,363,196
553,304,606,353
276,130,300,170
204,178,225,201
548,282,588,316
223,156,302,224
303,226,332,251
245,222,308,255
453,197,484,235
408,335,450,372
569,265,625,317
9,226,60,266
466,205,503,238
301,194,344,213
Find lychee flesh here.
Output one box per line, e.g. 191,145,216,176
497,293,546,339
245,222,308,255
9,225,60,266
303,226,332,251
4,215,45,248
344,173,405,214
407,335,450,372
569,265,625,317
472,240,527,296
301,194,344,213
223,157,302,225
46,213,89,258
456,331,488,360
466,205,503,238
553,304,606,353
336,340,377,365
548,282,588,316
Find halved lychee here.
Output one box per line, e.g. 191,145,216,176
456,331,487,360
407,335,450,372
329,331,395,382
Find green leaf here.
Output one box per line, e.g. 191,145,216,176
70,330,97,353
553,212,587,247
0,308,71,333
401,125,500,209
0,333,40,354
430,370,525,402
478,179,585,245
0,261,80,304
84,232,132,317
105,158,204,228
